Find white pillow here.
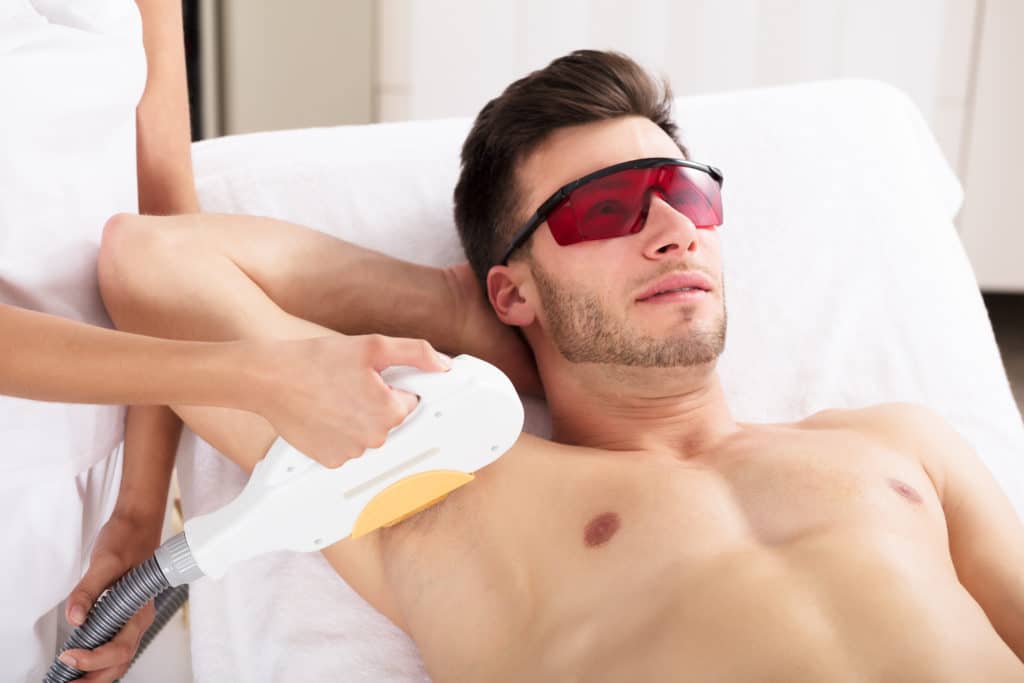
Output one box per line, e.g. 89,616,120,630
192,78,1022,508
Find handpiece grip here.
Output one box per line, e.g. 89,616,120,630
258,357,455,483
183,354,523,579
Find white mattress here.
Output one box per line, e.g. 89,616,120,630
177,79,1024,681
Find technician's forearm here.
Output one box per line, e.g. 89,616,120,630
114,405,181,525
135,0,198,216
0,303,261,409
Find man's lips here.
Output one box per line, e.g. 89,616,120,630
636,272,714,301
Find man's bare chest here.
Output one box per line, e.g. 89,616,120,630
460,424,947,559
707,425,947,546
380,421,953,660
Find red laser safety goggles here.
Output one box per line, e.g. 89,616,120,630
499,157,724,266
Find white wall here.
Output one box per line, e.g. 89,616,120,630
210,0,1017,291
375,0,977,174
374,0,1024,292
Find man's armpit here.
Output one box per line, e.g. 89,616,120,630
320,531,408,630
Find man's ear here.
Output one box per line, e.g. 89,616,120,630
487,264,536,327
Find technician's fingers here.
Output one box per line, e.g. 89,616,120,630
367,335,445,422
60,601,153,681
352,386,419,451
364,335,450,373
66,552,123,626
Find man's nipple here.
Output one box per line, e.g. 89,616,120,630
583,511,621,548
888,478,923,504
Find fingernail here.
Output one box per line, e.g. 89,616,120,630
59,652,77,667
70,605,86,625
438,353,452,368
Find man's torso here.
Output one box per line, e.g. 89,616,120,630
332,406,1023,682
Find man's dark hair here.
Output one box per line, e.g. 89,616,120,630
453,49,688,291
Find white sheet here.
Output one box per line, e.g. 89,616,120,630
179,79,1024,682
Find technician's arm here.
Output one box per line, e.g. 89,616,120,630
112,0,201,523
135,0,198,217
0,302,257,407
2,300,434,468
106,0,200,537
61,408,180,675
60,2,201,676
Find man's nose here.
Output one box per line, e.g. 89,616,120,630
640,194,700,259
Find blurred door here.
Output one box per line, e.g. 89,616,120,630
215,0,373,135
958,0,1024,293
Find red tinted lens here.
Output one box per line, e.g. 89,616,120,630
546,167,650,245
546,165,722,246
660,166,723,228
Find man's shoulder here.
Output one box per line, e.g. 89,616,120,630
799,402,957,484
799,401,945,438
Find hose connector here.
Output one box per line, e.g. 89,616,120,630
154,531,204,587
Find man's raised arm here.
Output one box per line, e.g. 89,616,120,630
99,212,540,394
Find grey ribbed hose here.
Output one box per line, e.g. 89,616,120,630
43,532,202,683
134,583,189,662
43,557,169,682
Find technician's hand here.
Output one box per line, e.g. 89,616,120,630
447,262,542,396
61,511,162,682
254,334,451,468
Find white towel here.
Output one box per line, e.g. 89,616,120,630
178,79,1024,681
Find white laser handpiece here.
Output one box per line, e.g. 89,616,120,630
48,355,525,681
170,354,524,581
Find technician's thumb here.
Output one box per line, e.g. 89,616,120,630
392,388,419,415
66,557,118,626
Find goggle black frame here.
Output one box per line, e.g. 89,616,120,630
498,157,724,266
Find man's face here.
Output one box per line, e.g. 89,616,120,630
503,115,726,369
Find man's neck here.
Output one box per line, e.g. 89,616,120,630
541,361,740,460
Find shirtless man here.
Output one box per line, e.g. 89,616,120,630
97,50,1024,681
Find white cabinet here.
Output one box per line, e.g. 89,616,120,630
957,0,1024,293
211,0,373,135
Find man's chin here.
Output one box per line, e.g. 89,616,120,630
559,339,723,368
625,327,726,368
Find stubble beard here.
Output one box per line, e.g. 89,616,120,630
530,261,727,368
